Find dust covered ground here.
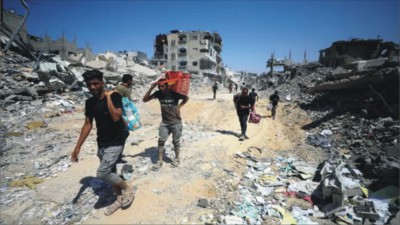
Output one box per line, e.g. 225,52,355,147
1,85,327,224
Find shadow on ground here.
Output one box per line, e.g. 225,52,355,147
215,129,240,138
72,176,116,209
127,147,172,164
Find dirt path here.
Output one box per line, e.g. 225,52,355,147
42,87,308,224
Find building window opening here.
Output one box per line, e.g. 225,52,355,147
179,48,187,54
179,60,187,66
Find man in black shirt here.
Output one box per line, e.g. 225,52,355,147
233,88,254,141
212,82,218,100
143,79,189,171
71,70,135,216
249,88,259,105
269,90,280,120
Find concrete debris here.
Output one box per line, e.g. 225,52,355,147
1,35,399,224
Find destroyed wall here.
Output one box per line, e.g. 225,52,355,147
1,10,29,43
1,9,94,62
319,38,399,68
28,34,95,61
153,33,168,68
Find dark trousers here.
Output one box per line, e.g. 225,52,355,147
213,91,216,99
272,105,277,119
238,113,249,136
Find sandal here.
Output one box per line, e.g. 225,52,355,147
171,159,180,168
104,196,122,216
121,185,137,208
152,162,163,171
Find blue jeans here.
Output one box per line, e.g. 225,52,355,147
238,113,249,136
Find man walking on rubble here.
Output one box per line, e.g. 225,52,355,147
212,82,218,100
269,90,280,120
228,83,233,93
143,79,189,171
71,69,135,216
114,73,134,163
249,88,259,105
114,74,133,100
233,87,254,141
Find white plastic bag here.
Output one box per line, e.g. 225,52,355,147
267,103,273,111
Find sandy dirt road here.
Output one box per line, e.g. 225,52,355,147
39,87,311,224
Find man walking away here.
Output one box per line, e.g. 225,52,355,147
212,82,218,100
233,87,254,141
249,88,259,105
228,83,233,93
143,79,189,171
269,90,280,120
115,74,133,100
71,70,135,216
114,74,133,163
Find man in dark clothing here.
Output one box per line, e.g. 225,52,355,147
249,88,259,105
233,87,254,141
228,83,233,93
71,70,135,216
269,90,280,120
143,79,189,171
114,74,134,163
212,82,218,100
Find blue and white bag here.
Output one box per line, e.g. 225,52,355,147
122,97,141,131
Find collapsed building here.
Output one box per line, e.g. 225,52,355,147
319,38,399,70
1,9,94,62
153,30,225,82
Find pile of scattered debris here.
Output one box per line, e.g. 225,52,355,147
249,53,399,224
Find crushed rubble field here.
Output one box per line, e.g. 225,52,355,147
1,47,399,225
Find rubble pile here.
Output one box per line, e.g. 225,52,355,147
0,45,220,224
204,146,398,225
250,60,399,224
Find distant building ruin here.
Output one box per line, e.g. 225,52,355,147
153,30,224,79
319,38,398,69
1,9,94,61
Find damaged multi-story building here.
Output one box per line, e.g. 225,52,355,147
319,38,399,70
153,30,224,81
1,8,94,61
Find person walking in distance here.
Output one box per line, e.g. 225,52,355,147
114,74,134,163
142,79,189,171
114,74,133,100
71,70,135,216
269,90,280,120
228,83,233,93
249,88,259,105
233,88,254,141
212,82,218,100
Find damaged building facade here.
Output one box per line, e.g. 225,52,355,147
153,30,225,81
319,38,399,70
1,9,94,61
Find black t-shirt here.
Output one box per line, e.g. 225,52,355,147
212,85,218,92
151,90,186,124
234,94,253,115
85,92,128,148
269,94,280,106
249,92,258,104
